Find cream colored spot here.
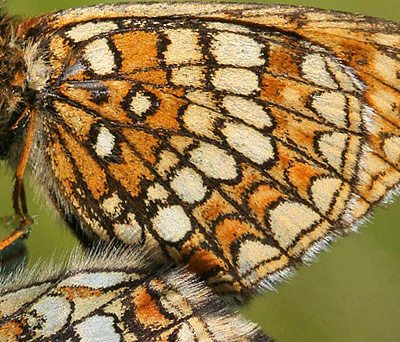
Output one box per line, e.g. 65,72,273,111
171,66,205,88
312,92,347,128
237,240,280,275
177,323,195,342
325,58,360,92
156,151,180,178
66,21,118,42
171,167,206,203
223,95,273,129
186,90,216,108
318,132,347,170
84,38,115,75
206,22,252,33
311,177,343,214
95,126,115,157
269,201,321,249
147,183,170,201
190,142,237,180
129,91,153,116
152,205,192,242
164,29,202,64
0,284,50,316
27,296,70,338
374,52,399,87
89,219,110,241
383,136,400,163
211,32,264,67
302,54,337,89
182,104,220,139
374,32,400,46
102,192,122,218
212,68,259,95
114,213,143,244
76,315,119,342
60,272,127,288
222,122,275,164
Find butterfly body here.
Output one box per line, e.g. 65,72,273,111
1,2,400,301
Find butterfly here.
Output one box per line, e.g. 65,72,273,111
0,244,272,341
0,1,399,340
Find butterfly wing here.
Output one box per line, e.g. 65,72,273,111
15,3,400,299
0,246,270,341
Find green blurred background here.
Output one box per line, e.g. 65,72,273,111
1,0,399,341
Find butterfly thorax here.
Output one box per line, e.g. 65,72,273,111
0,14,53,165
0,15,28,159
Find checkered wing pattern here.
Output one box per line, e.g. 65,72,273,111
2,3,400,298
0,247,270,341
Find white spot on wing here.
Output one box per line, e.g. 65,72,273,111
129,91,153,116
66,21,118,42
59,272,128,288
237,240,280,275
190,142,237,180
311,177,343,214
212,68,259,95
171,66,205,88
76,315,119,342
114,213,143,245
84,38,115,75
312,91,347,128
95,126,115,157
101,192,122,218
269,201,320,249
182,104,220,139
152,205,192,242
223,95,273,129
383,135,400,164
27,296,70,338
164,29,202,64
317,132,347,170
222,122,275,164
211,32,264,67
170,167,206,203
302,53,337,89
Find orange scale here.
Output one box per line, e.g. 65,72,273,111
247,184,285,227
59,124,108,201
267,42,302,77
187,247,228,275
123,128,161,165
221,163,265,205
143,89,187,131
53,101,97,140
285,160,331,199
126,69,168,85
214,218,264,258
112,31,160,73
49,36,73,60
260,74,316,120
298,29,378,73
108,143,154,198
0,321,25,340
270,106,340,150
48,132,79,200
59,286,103,301
132,287,171,329
192,190,236,227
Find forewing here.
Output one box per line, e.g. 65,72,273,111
18,3,400,298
